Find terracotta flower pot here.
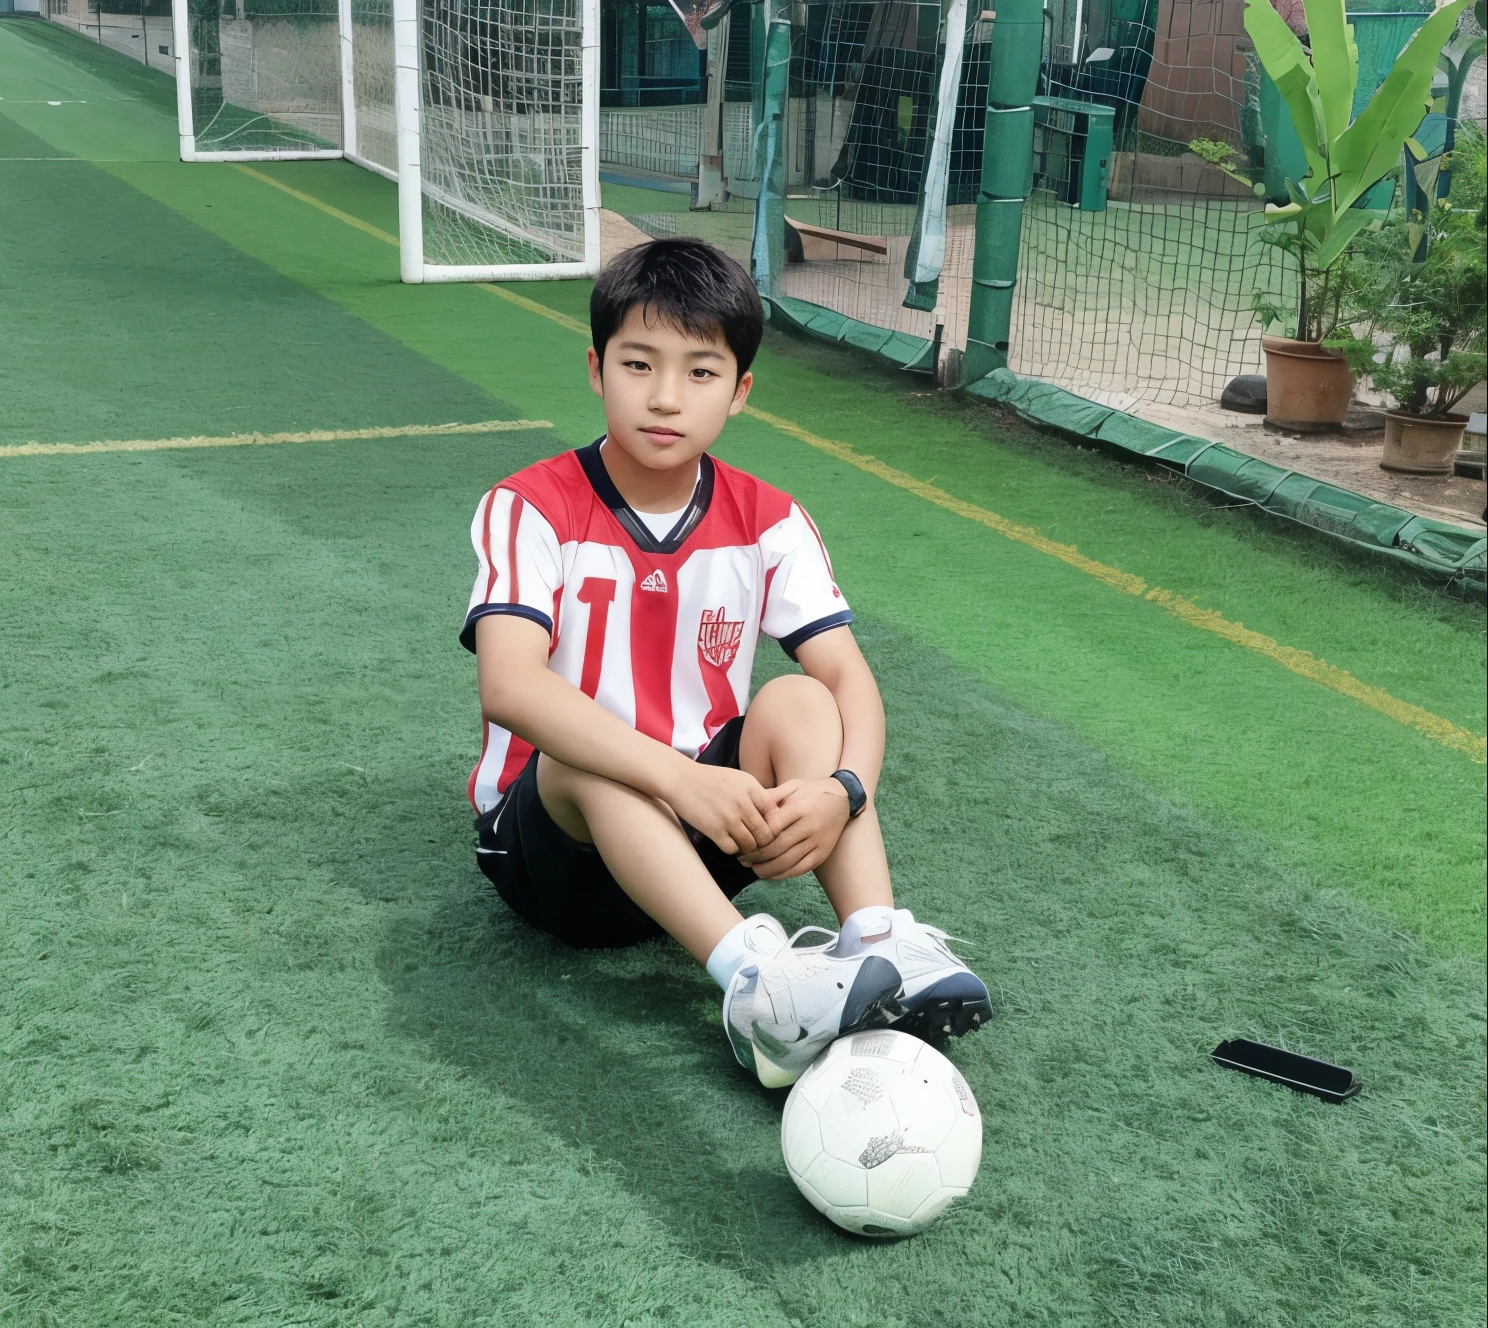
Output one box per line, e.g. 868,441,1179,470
1262,335,1354,432
1380,411,1469,475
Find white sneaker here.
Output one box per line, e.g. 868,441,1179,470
831,907,991,1045
720,915,791,1076
725,927,902,1088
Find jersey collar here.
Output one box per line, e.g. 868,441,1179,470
577,438,715,555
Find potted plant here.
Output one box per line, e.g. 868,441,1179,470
1191,0,1474,430
1335,125,1487,474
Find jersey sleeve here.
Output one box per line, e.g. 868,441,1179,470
459,486,564,652
759,502,854,658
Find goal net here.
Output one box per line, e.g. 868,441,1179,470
1003,0,1453,413
606,0,983,380
168,0,600,281
174,0,344,157
766,0,988,376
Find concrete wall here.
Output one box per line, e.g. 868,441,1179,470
216,16,340,143
45,6,177,70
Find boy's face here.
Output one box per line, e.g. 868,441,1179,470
587,303,753,477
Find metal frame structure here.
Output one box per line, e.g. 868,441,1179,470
169,0,601,281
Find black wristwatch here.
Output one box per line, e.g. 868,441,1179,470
830,769,868,819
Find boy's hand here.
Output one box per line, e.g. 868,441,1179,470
664,762,782,857
737,778,851,880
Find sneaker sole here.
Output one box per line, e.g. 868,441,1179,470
888,971,992,1046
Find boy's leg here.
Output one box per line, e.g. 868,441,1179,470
535,755,744,964
735,675,990,1057
736,674,894,921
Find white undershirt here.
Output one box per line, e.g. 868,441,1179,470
633,473,700,540
635,503,689,540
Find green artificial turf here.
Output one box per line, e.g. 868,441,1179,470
2,21,1485,1326
2,437,1484,1324
599,181,697,214
84,144,1484,949
0,138,508,446
0,18,177,161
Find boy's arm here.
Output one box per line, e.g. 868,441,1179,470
797,627,884,796
476,614,780,855
739,626,884,880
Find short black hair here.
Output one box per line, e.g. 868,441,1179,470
590,238,764,377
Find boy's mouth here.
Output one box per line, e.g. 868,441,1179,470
639,426,684,442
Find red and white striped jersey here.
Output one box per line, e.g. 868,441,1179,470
461,440,852,812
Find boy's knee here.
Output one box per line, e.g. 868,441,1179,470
753,672,838,721
743,675,843,781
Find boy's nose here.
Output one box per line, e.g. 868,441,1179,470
648,379,683,413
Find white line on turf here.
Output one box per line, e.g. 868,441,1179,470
1,419,553,458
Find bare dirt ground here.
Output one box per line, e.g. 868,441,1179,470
600,208,655,265
1136,396,1487,531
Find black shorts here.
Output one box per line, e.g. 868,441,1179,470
474,716,757,949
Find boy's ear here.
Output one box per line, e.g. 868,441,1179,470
727,370,754,416
587,346,604,398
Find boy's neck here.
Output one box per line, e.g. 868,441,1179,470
599,438,702,513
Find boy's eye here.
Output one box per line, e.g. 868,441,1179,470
622,359,650,372
689,367,718,379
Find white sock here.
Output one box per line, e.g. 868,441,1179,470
706,914,786,990
834,905,897,954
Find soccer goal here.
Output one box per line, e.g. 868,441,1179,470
169,0,601,281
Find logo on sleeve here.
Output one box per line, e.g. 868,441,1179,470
698,606,745,671
639,570,669,594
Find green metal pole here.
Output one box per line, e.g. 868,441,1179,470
1435,33,1486,201
750,0,790,298
964,0,1043,383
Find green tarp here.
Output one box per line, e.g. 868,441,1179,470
965,368,1487,595
765,295,939,373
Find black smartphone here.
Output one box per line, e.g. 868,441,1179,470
1211,1039,1360,1103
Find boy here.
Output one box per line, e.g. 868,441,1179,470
463,238,989,1087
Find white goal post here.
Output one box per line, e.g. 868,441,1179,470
169,0,600,282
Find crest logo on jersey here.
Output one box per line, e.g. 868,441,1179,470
639,570,668,594
697,606,744,671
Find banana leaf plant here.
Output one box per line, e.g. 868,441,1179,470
1192,0,1473,341
1333,126,1487,417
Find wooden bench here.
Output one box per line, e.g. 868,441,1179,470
784,216,890,262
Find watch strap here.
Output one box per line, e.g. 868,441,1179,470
830,769,867,819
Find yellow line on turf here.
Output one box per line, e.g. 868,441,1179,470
230,172,1487,762
1143,588,1487,760
749,406,1485,761
1,419,551,459
744,405,1150,597
235,165,402,247
476,282,591,333
234,167,592,335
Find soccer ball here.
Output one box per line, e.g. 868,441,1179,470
780,1029,982,1238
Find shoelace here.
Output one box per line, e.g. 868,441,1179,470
777,921,974,961
784,924,839,952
